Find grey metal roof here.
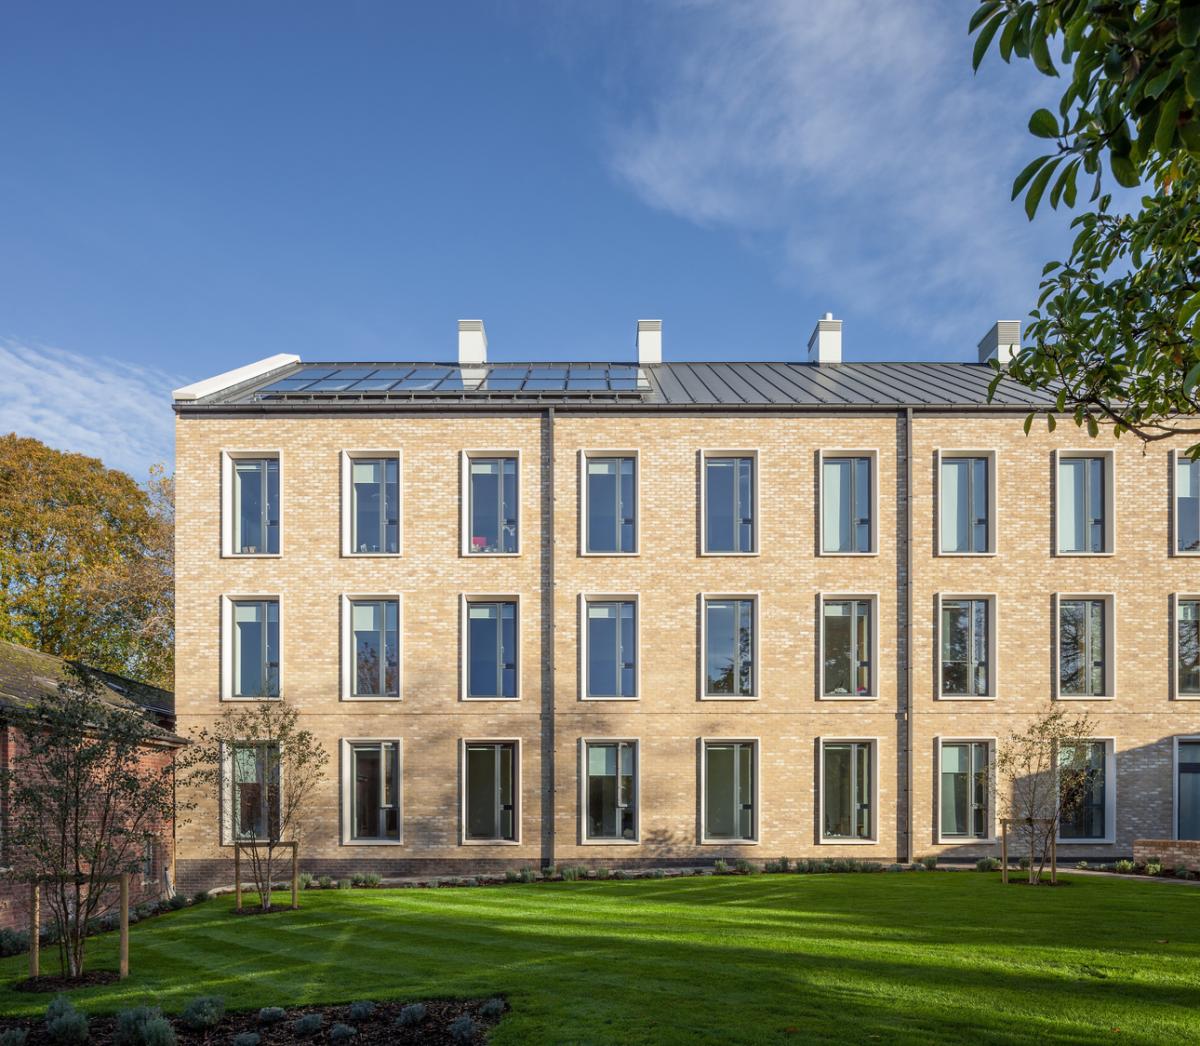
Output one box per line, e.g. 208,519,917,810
177,360,1057,411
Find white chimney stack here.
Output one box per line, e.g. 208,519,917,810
458,319,487,366
977,320,1021,366
807,312,842,364
636,319,662,365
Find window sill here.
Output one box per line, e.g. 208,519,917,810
1054,694,1116,702
818,837,879,846
581,695,639,702
1054,550,1116,558
818,550,879,558
819,694,878,702
461,696,522,703
700,550,760,558
342,552,403,559
580,551,640,558
341,839,405,847
461,838,522,846
936,694,996,702
935,550,997,558
221,695,283,703
342,695,403,703
580,837,641,846
699,694,760,702
223,552,282,560
698,838,759,846
1174,693,1200,701
463,551,522,559
936,836,998,846
1172,550,1200,558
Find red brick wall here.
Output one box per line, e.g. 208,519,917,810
1133,839,1200,871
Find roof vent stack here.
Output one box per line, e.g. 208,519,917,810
458,319,487,366
807,312,842,364
977,320,1021,366
636,319,662,365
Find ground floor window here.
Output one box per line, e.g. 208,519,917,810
1058,741,1109,840
585,741,637,840
350,741,400,841
229,742,280,842
141,838,155,886
464,742,517,841
822,741,873,840
703,741,756,840
940,741,989,839
1179,739,1200,840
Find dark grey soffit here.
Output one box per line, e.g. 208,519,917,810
175,360,1058,412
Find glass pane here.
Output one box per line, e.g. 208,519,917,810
499,744,514,840
1179,458,1200,552
468,604,499,697
738,458,754,553
1059,601,1086,695
941,602,968,695
1058,458,1086,552
500,602,517,698
353,601,381,696
620,602,636,697
1180,766,1200,840
620,458,636,553
587,459,619,553
1088,457,1105,552
502,458,518,553
1180,601,1200,694
853,601,871,695
705,744,737,838
384,458,399,554
940,459,968,553
469,459,501,553
855,743,871,838
941,743,968,836
706,459,736,552
587,604,619,697
823,743,852,837
971,457,989,552
235,461,263,554
1059,742,1106,838
352,460,383,553
234,602,263,697
587,743,618,838
465,745,497,839
1089,600,1106,696
823,602,852,695
972,600,989,695
738,744,754,839
706,600,751,696
853,458,871,552
353,745,382,839
822,459,851,553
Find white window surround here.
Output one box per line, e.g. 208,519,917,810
218,740,281,846
934,449,998,557
339,593,403,702
578,449,640,557
1056,737,1117,844
460,449,522,557
578,593,640,701
459,738,522,846
698,449,761,557
219,594,282,701
339,738,403,846
1172,734,1200,840
933,736,997,844
460,594,523,702
340,449,403,558
578,737,641,845
1173,593,1200,700
1053,449,1116,556
1052,592,1117,701
934,593,999,701
697,737,760,845
220,449,282,558
698,592,761,701
1171,450,1200,557
817,736,880,845
817,449,879,557
816,592,880,701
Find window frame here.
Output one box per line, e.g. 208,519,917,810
578,738,641,845
220,594,282,701
817,737,880,845
698,737,760,845
340,449,403,558
220,450,282,558
579,594,640,701
340,738,403,846
1172,593,1200,700
579,449,640,557
934,736,996,844
935,593,998,701
1055,737,1116,844
1053,449,1116,556
1172,734,1200,841
699,449,760,556
817,449,879,556
934,449,998,556
459,738,522,846
1172,450,1200,557
1053,593,1117,701
461,450,522,557
699,593,760,701
460,595,522,702
817,593,879,701
220,740,282,846
340,593,403,701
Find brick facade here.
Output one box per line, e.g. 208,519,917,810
1132,839,1200,871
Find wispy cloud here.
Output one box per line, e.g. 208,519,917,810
0,339,180,477
604,0,1068,353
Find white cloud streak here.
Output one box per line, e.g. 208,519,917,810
0,339,180,477
605,0,1069,353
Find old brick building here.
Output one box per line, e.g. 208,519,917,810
172,317,1200,889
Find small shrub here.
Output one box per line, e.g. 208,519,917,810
504,869,520,883
135,902,158,920
480,997,505,1019
1075,860,1090,870
1176,867,1196,880
560,866,579,882
137,1018,175,1046
233,1035,261,1046
918,854,938,870
396,1004,426,1028
291,1014,324,1037
1146,854,1163,865
45,999,88,1046
886,863,905,872
336,877,353,890
1114,859,1136,873
180,996,225,1032
115,1006,163,1045
347,1002,375,1021
166,893,188,911
713,859,729,875
362,872,382,888
317,875,333,889
0,1029,29,1046
519,867,535,884
975,857,1001,872
0,928,30,956
298,872,314,890
611,869,629,880
330,1024,357,1043
596,867,611,880
1017,856,1032,870
764,857,791,874
649,868,666,879
449,1014,476,1043
734,859,756,875
350,873,366,887
909,862,927,872
860,862,884,873
257,1007,286,1026
1146,862,1163,876
193,889,209,904
544,865,559,880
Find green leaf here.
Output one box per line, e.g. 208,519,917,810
1024,157,1061,219
1086,415,1099,438
1180,0,1200,47
1012,154,1050,200
972,11,1005,71
1155,90,1184,155
1023,413,1034,436
1031,30,1057,76
1188,63,1200,103
969,1,1003,34
1109,152,1140,188
999,17,1019,61
1184,360,1200,398
1144,66,1176,100
1046,413,1057,432
1063,161,1078,207
1028,108,1059,138
1180,291,1200,326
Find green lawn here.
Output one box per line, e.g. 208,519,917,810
1,874,1197,1044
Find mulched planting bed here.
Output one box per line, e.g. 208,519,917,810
0,997,505,1044
12,970,121,992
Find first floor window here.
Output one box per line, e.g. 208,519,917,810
231,742,280,842
466,601,517,698
351,457,399,554
1058,455,1107,553
823,599,872,697
586,456,636,553
703,741,755,841
823,741,873,840
704,598,755,697
350,741,400,841
1179,600,1200,696
1058,741,1108,839
468,456,518,553
351,599,399,697
586,600,636,698
233,457,279,554
1059,599,1107,697
1179,740,1200,840
464,742,516,841
940,742,989,839
233,599,279,697
940,455,989,553
941,599,989,697
1177,455,1199,553
585,741,637,840
821,455,872,553
704,456,755,553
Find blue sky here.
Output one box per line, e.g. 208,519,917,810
0,1,1071,475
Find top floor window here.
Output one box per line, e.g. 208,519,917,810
821,454,874,554
585,455,636,554
704,455,755,554
940,455,991,554
467,456,518,554
1057,454,1111,554
1177,453,1199,553
349,456,399,555
227,456,279,555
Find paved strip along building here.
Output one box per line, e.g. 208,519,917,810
172,316,1200,889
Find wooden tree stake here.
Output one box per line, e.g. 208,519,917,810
234,843,242,910
28,882,39,979
291,846,299,909
119,872,130,979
